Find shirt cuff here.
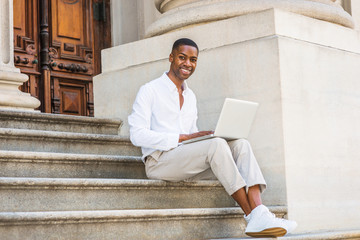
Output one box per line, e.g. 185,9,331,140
167,133,180,150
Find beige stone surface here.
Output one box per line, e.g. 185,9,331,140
212,230,360,239
0,109,122,134
146,0,354,37
0,150,146,179
0,0,15,71
348,0,360,31
0,178,235,211
0,207,286,240
278,35,360,233
156,0,344,13
0,118,289,240
94,9,360,233
110,0,160,45
0,70,41,111
111,0,139,46
0,128,140,155
101,8,360,74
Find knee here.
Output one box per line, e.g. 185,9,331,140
207,137,230,154
209,137,228,148
206,137,232,164
231,138,252,153
233,138,251,147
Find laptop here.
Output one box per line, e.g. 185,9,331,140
179,98,259,145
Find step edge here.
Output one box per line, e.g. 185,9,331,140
0,110,122,126
0,128,132,143
0,206,287,225
285,230,360,240
0,177,226,189
0,150,142,163
215,229,360,240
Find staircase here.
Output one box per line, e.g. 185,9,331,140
1,110,356,240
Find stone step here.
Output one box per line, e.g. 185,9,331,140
0,177,236,212
0,110,122,134
0,150,146,179
0,128,141,156
0,206,286,240
209,230,360,240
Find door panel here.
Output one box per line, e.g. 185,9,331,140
61,87,83,114
52,76,90,116
50,0,93,65
49,0,93,116
59,79,86,115
56,1,83,40
13,1,25,36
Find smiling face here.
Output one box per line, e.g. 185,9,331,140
168,44,198,82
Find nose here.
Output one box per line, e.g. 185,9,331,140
184,58,191,66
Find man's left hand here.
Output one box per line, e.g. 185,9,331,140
179,131,214,142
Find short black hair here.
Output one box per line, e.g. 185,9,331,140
172,38,199,52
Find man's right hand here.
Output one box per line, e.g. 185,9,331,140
179,131,214,143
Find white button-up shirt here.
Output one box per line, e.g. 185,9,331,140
128,72,198,160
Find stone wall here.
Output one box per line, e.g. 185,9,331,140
110,0,160,46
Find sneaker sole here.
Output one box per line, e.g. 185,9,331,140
246,227,287,238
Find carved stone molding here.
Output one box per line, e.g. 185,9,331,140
147,0,355,37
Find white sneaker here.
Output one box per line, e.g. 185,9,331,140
245,205,297,238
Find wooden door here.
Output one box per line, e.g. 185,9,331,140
13,0,111,116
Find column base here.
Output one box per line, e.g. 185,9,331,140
146,0,354,37
0,71,41,111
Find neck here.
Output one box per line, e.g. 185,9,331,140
167,72,184,91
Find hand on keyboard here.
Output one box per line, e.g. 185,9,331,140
179,131,214,143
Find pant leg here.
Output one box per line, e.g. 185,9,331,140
228,139,267,193
145,137,247,195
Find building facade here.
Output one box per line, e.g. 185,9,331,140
1,0,360,237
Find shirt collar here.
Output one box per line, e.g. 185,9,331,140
162,72,189,93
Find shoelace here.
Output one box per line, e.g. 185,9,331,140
262,209,288,222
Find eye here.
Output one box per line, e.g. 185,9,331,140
191,58,197,63
179,56,185,60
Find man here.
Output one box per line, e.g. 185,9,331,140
128,38,297,238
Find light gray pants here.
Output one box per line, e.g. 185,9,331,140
145,138,266,196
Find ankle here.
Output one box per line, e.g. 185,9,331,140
244,213,252,223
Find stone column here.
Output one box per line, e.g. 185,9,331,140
146,0,354,37
0,0,40,111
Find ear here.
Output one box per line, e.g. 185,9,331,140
169,53,174,62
